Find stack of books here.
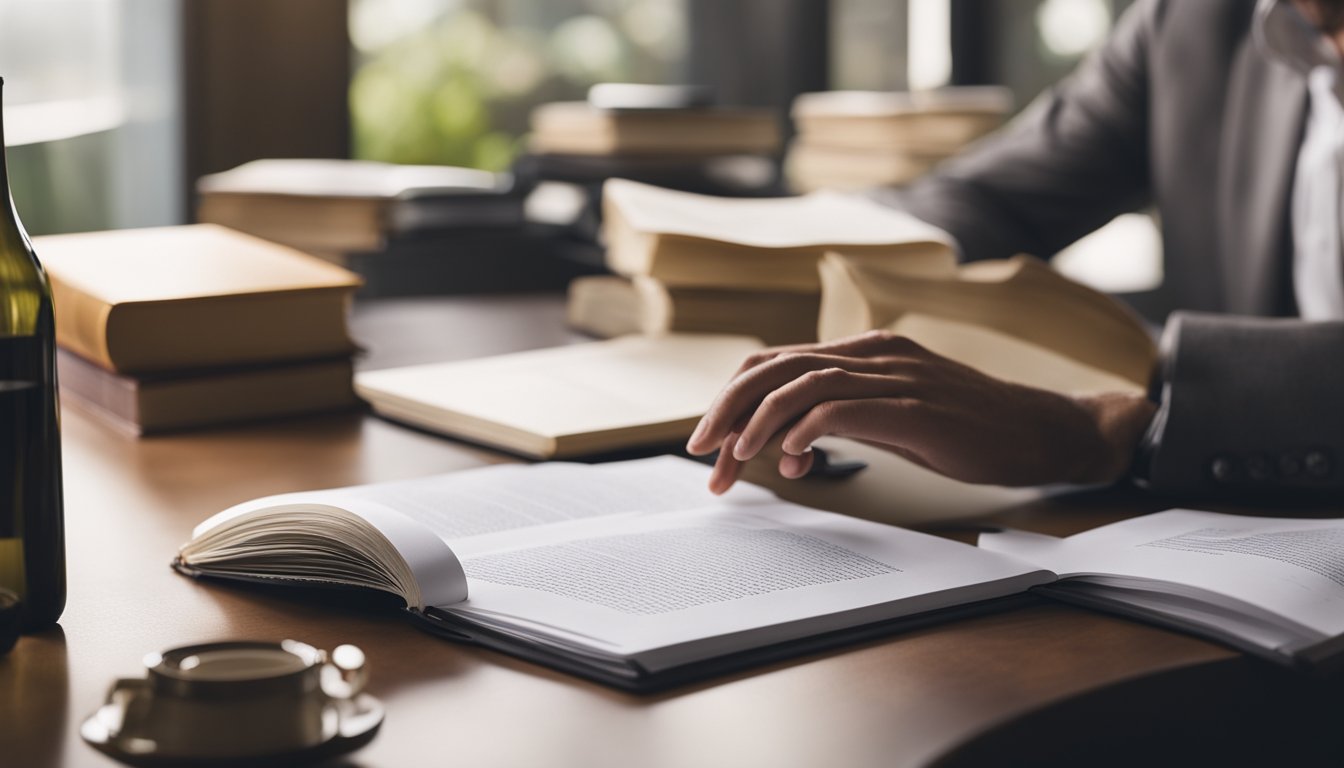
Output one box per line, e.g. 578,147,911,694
786,87,1013,192
196,159,580,297
35,224,363,435
516,84,785,269
567,179,956,345
529,95,781,159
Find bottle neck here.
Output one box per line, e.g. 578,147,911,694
0,78,8,191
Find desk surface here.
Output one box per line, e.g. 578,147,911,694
4,295,1340,768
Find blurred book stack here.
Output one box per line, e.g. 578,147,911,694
786,87,1013,192
197,159,586,298
567,179,956,344
35,224,362,435
516,84,785,269
567,276,822,347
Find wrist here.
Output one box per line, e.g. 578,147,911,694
1073,393,1159,484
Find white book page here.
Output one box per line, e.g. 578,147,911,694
442,503,1052,664
196,456,768,540
605,178,955,249
981,509,1344,639
191,457,774,608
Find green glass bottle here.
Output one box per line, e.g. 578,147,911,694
0,76,67,631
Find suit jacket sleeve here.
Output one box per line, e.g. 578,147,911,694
875,0,1158,261
1136,312,1344,496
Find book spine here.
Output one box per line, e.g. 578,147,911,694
46,274,116,371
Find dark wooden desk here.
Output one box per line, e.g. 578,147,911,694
4,295,1342,767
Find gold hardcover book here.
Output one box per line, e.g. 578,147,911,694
35,224,361,375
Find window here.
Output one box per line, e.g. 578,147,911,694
0,0,181,235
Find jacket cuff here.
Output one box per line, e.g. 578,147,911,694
1135,311,1344,498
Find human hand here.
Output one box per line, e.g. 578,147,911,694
685,330,1157,494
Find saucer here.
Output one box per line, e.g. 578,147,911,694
80,680,384,767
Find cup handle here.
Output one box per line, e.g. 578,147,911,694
320,644,367,700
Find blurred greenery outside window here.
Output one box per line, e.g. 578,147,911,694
349,0,688,171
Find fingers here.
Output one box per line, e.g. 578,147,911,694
778,449,814,479
690,331,931,457
732,370,910,461
687,352,889,455
814,329,928,358
708,432,746,495
781,398,917,456
708,433,814,495
729,330,927,379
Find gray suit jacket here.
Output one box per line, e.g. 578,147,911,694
881,0,1344,498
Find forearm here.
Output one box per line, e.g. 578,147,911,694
1074,392,1159,484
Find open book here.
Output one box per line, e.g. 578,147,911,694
601,179,956,292
353,334,764,459
175,457,1052,690
818,252,1157,395
982,510,1344,671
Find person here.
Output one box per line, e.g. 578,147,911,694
688,0,1344,499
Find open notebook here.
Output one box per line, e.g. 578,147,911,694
175,457,1050,690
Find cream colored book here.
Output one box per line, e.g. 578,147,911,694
887,315,1146,396
791,88,1011,153
602,179,957,292
529,102,781,156
197,159,516,253
566,275,821,346
565,275,645,339
818,252,1156,394
785,141,944,192
35,224,361,374
353,334,764,458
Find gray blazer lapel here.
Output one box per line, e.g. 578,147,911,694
1218,43,1307,315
